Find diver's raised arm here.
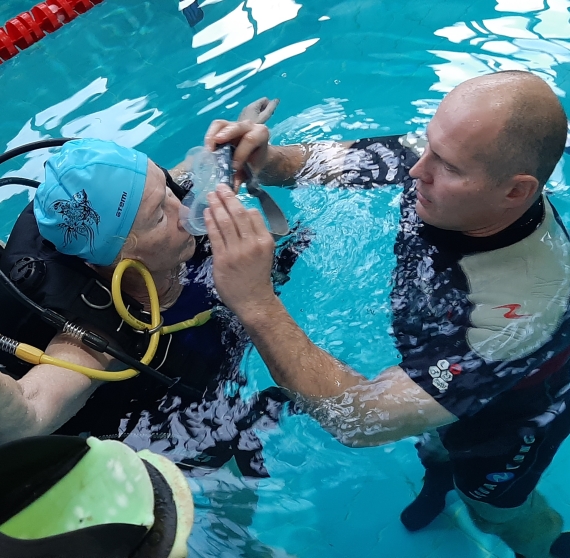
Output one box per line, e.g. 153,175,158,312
205,185,456,447
0,334,106,444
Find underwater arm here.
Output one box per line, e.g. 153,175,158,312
306,366,457,447
0,333,106,443
205,185,456,447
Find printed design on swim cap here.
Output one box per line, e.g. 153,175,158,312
50,189,101,254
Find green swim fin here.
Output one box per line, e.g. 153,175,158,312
0,435,193,558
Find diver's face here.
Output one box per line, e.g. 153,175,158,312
126,161,195,272
409,93,509,234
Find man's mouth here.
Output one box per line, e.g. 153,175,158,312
416,188,431,205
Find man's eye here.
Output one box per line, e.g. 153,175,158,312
157,213,165,224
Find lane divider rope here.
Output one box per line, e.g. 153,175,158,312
0,0,103,64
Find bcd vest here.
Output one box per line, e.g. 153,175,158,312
0,202,226,395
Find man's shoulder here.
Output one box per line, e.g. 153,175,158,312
462,199,570,362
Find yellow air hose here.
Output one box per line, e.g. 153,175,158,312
13,259,212,381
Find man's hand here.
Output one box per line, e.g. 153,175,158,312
205,120,270,190
238,97,279,124
204,184,276,316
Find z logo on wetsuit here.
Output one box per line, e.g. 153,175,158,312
493,304,531,319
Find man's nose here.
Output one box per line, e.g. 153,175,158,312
409,154,432,183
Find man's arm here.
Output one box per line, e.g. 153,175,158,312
204,186,456,447
169,98,282,184
204,120,354,188
0,333,107,444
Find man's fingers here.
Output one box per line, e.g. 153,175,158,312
233,169,247,192
207,121,252,149
248,208,274,248
206,186,240,244
238,98,269,122
207,185,258,243
256,99,279,124
232,125,269,171
204,119,231,151
205,121,268,172
214,185,257,239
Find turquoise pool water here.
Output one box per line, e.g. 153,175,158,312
2,0,570,556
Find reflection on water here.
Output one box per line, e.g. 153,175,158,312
430,1,570,95
183,0,319,115
2,0,570,557
192,0,302,63
270,98,383,144
185,38,319,115
1,78,162,184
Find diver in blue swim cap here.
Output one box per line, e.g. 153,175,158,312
0,97,281,447
0,95,305,478
0,96,289,557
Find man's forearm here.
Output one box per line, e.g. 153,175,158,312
237,295,364,399
259,141,355,187
258,145,307,186
236,301,456,448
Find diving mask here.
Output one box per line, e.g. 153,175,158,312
179,144,290,238
179,145,233,236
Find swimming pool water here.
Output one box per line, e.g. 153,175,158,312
1,0,570,556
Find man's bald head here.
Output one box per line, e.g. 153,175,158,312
447,71,567,188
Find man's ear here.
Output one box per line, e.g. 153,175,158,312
503,174,540,207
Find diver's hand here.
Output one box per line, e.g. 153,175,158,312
238,97,279,124
205,120,270,190
205,185,276,316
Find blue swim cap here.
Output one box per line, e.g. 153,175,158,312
34,139,148,266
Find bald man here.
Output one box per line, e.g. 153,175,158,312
204,71,570,558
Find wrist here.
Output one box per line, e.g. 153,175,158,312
259,146,303,186
231,293,283,328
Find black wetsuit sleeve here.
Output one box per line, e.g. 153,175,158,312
400,334,517,418
303,136,419,189
344,136,419,188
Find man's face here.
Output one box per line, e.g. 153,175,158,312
127,161,196,272
409,92,510,234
